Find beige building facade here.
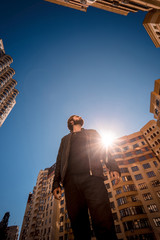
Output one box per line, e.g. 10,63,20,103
0,39,19,127
45,0,160,48
20,120,160,240
150,79,160,127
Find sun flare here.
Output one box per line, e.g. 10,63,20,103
100,131,116,148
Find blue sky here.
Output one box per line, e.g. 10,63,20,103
0,0,160,233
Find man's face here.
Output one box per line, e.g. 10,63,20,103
70,115,83,126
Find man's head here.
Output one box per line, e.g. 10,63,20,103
67,115,84,132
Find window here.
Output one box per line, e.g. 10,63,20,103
139,156,146,162
146,171,156,178
59,236,63,240
108,192,112,198
125,152,132,157
130,138,137,143
133,143,139,149
138,182,148,190
123,218,150,231
141,141,145,145
120,206,145,218
105,183,110,189
135,149,142,154
112,212,118,220
60,208,64,214
157,191,160,198
134,174,143,180
123,146,129,151
131,166,139,172
115,225,121,233
122,175,132,182
110,201,115,210
153,161,158,167
148,153,154,158
153,218,160,227
117,197,127,206
147,204,158,213
120,167,129,173
61,199,64,205
59,226,63,232
60,216,64,222
128,158,135,164
142,193,152,201
143,163,151,169
116,189,122,195
152,180,160,187
123,184,136,192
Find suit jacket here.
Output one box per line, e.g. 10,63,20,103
52,128,120,191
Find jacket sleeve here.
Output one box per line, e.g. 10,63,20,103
106,147,121,176
52,139,64,193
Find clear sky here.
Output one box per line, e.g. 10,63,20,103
0,0,160,233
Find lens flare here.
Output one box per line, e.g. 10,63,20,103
100,131,116,148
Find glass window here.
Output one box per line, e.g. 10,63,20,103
59,226,63,232
110,201,115,210
153,218,160,227
108,192,112,198
128,158,135,164
115,225,121,233
146,171,156,178
135,149,142,154
139,156,146,161
131,166,139,172
120,167,129,173
123,184,136,192
156,191,160,198
142,193,152,201
147,204,158,213
151,180,160,187
134,174,143,180
123,146,129,151
117,197,127,206
133,143,139,149
138,182,148,190
125,152,132,157
129,138,137,143
143,163,151,169
122,175,132,182
153,161,158,167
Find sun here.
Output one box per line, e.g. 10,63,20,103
100,131,116,148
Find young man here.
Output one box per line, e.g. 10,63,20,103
52,115,120,240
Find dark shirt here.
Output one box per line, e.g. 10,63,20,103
67,130,89,175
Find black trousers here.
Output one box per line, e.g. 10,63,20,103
64,174,118,240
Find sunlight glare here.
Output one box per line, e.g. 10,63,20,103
100,131,116,148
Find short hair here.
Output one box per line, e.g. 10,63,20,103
67,115,84,132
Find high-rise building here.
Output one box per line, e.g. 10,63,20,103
45,0,160,48
150,79,160,128
20,120,160,240
0,39,19,127
106,120,160,240
143,10,160,48
6,226,19,240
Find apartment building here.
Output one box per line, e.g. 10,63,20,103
150,79,160,127
6,226,19,240
0,39,19,127
19,164,61,240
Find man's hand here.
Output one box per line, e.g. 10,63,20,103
53,187,62,200
110,171,120,185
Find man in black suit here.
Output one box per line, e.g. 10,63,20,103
52,115,120,240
